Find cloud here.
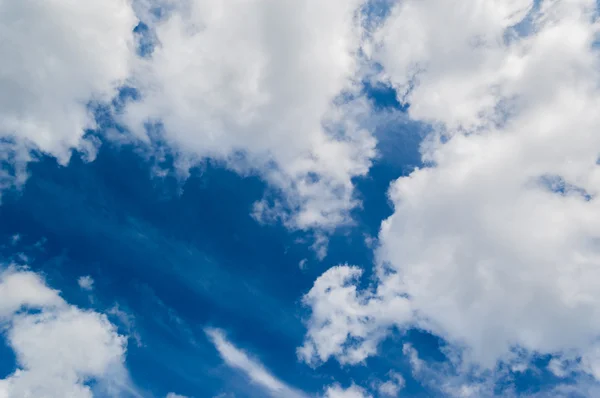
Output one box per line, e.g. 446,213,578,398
207,327,380,398
376,371,405,397
298,265,410,366
166,393,188,398
205,328,307,398
301,0,600,388
0,267,135,398
2,0,382,247
396,343,600,398
323,383,371,398
399,343,494,398
121,0,377,235
78,275,95,291
376,0,600,367
0,0,137,191
108,304,143,348
0,267,65,318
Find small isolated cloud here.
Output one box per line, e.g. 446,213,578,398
0,266,137,397
205,328,307,398
376,371,405,397
323,383,372,398
299,259,308,270
166,393,188,398
10,234,20,245
77,275,94,291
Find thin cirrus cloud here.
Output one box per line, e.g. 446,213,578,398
301,0,600,394
206,327,373,398
205,327,309,398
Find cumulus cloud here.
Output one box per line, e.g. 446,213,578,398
0,268,64,318
0,0,137,190
2,0,383,246
298,265,410,366
323,383,371,398
0,267,134,398
376,0,600,367
121,0,377,234
301,0,600,388
206,328,308,398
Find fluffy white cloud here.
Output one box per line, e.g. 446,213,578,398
2,0,380,244
122,0,377,233
376,0,600,367
206,328,308,398
0,267,134,398
302,0,600,385
298,265,410,366
0,268,65,318
0,0,137,177
323,383,371,398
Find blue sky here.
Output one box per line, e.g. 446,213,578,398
2,1,600,397
0,85,424,397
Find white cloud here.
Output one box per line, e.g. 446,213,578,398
0,267,65,318
207,327,378,398
2,0,381,247
78,275,94,291
298,265,410,366
108,304,143,348
0,0,137,190
376,0,600,368
548,358,569,378
323,383,371,398
121,0,377,235
301,0,600,387
299,259,308,270
205,328,307,398
166,393,188,398
0,267,135,398
400,343,500,398
376,371,405,397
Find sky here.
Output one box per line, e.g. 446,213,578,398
1,0,600,397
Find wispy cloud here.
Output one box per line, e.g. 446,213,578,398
205,328,308,398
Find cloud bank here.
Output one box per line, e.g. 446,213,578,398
1,0,381,240
301,0,600,392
